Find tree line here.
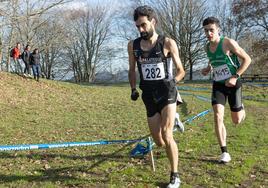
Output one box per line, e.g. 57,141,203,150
0,0,267,82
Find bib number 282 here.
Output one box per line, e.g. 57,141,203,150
142,63,165,80
145,67,161,79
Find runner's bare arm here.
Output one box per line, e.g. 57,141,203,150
227,38,251,76
201,44,212,75
165,38,185,82
128,40,137,89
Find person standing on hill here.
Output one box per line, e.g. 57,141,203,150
201,17,251,163
30,48,41,82
11,42,22,73
128,5,185,188
21,44,31,77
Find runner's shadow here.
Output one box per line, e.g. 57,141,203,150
155,182,168,188
87,142,136,169
199,155,220,164
0,152,129,161
0,142,142,184
180,155,219,164
0,144,165,185
199,158,219,164
0,165,111,184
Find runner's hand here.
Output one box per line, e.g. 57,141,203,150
201,65,212,76
201,67,210,76
225,77,237,87
131,88,139,101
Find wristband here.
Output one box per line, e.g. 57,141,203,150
234,73,240,78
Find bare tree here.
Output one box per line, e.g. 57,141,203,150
0,0,70,72
65,5,113,83
151,0,208,80
251,38,268,74
0,36,2,71
230,0,268,75
1,0,19,72
238,32,268,74
211,0,247,41
115,0,144,41
232,0,268,32
36,16,69,79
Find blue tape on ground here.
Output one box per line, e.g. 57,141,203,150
244,83,268,87
177,86,210,91
0,139,144,151
0,108,212,152
183,109,212,124
146,109,212,154
0,90,213,153
130,138,153,157
243,96,268,102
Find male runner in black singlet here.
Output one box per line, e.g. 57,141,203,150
128,6,185,188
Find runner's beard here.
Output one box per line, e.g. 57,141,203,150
140,28,154,40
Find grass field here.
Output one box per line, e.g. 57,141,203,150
0,72,267,188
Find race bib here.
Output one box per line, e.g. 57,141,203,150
213,64,232,81
141,63,165,81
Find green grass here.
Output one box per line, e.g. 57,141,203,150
0,72,267,187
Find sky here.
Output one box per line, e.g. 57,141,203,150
60,0,213,73
62,0,127,11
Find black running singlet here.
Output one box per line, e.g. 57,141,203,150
133,35,174,91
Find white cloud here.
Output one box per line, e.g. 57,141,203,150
61,0,86,10
61,0,126,11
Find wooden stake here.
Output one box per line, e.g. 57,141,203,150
148,137,155,172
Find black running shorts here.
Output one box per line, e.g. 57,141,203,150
211,80,243,112
141,80,178,117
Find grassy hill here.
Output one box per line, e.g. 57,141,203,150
0,72,267,187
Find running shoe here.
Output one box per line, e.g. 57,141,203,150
175,113,184,133
219,152,231,163
167,175,181,188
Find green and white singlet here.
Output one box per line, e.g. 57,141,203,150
206,36,240,83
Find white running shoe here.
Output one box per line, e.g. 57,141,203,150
175,113,184,133
167,176,181,188
219,152,231,163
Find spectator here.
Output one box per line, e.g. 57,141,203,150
30,48,41,81
11,42,22,73
21,44,31,77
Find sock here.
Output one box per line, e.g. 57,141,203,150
170,172,179,183
170,172,179,177
221,146,227,153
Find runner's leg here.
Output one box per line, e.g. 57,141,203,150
147,113,165,147
229,86,245,124
161,103,178,172
213,104,226,147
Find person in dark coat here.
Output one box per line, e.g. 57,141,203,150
30,48,41,81
21,44,31,77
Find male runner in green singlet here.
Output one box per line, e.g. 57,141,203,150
201,17,251,163
128,5,185,188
